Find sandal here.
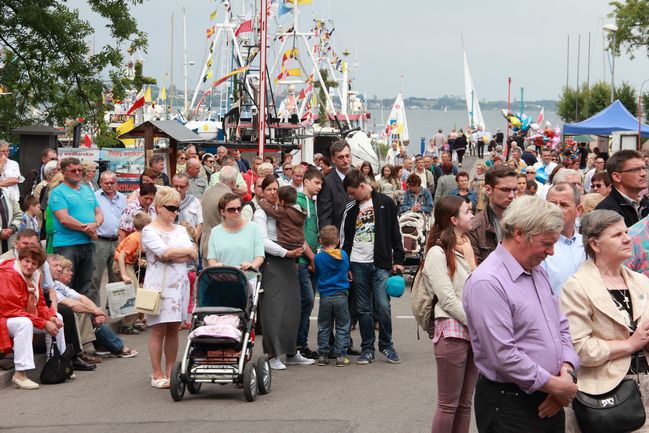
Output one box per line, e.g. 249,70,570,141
150,374,170,389
116,348,138,358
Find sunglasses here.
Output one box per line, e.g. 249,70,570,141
162,205,180,213
225,206,242,213
66,168,82,173
206,159,214,163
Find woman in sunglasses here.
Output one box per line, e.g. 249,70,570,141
141,186,197,389
206,192,264,287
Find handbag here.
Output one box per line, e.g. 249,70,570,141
572,352,646,433
40,337,74,384
135,258,167,315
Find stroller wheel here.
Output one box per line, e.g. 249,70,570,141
243,362,258,402
170,361,186,402
187,381,202,394
256,356,272,395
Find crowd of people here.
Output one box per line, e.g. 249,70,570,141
1,134,649,433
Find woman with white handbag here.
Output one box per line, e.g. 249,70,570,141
141,186,197,389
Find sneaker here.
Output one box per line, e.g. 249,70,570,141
285,352,315,365
317,354,329,366
356,351,375,365
297,346,319,360
336,356,350,367
269,357,286,370
347,346,362,356
119,325,140,335
381,347,401,364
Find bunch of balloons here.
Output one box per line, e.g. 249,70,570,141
501,109,532,134
527,121,562,148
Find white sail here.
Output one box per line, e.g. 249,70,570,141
463,48,485,130
384,93,409,143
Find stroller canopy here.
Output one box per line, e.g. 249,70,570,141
196,267,250,311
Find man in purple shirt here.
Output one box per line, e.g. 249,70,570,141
463,195,579,433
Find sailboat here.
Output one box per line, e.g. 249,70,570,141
384,93,409,145
462,39,486,130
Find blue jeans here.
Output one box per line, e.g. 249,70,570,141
55,243,96,301
296,263,315,348
317,292,350,356
350,262,392,353
94,324,124,354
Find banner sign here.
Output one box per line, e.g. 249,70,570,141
59,147,145,194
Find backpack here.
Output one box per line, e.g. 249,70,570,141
410,261,437,339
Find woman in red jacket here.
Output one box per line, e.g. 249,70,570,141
0,245,64,390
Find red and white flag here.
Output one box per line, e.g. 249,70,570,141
125,88,145,115
235,14,253,36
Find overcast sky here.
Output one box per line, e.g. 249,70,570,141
69,0,649,101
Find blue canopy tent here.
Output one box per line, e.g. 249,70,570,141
563,100,649,137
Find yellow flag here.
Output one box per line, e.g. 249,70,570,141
287,0,312,4
116,117,136,147
206,70,213,79
210,9,218,20
160,86,166,101
286,68,301,77
144,85,152,103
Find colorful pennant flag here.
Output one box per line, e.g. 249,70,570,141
206,26,215,39
160,86,166,101
210,9,218,20
211,65,250,88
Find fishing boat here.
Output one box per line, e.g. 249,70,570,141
462,38,486,130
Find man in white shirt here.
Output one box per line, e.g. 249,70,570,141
583,154,606,192
542,183,586,294
386,141,400,166
0,141,23,201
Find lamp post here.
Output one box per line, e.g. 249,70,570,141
638,79,649,150
603,24,618,104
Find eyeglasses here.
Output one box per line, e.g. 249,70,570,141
618,167,645,174
162,205,180,213
173,184,188,189
178,156,187,161
104,181,117,185
284,167,293,171
225,206,242,213
66,168,82,173
206,159,214,164
591,183,605,189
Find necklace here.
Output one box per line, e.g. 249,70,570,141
609,289,632,310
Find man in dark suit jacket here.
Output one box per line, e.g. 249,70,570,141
317,139,361,355
318,140,354,230
595,149,649,227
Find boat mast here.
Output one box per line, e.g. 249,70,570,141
170,13,174,116
258,0,268,156
183,7,188,116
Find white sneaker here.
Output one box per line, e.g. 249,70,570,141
285,352,315,365
269,356,286,370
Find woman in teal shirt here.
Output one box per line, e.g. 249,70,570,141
207,193,264,285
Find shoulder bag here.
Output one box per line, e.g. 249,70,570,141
40,336,74,384
135,247,167,315
572,348,646,433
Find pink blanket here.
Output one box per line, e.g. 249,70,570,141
189,315,241,341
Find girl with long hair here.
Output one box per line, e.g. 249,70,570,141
423,195,477,433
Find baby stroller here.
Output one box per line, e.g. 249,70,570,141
399,211,429,272
170,266,270,402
